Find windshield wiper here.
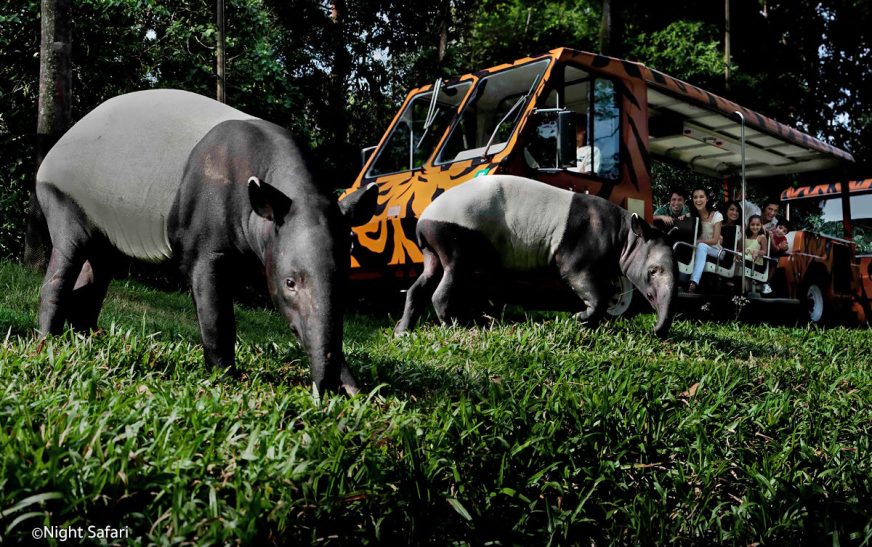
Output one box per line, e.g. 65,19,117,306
481,73,543,158
416,79,444,150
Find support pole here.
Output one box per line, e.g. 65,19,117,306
725,0,731,92
735,111,746,295
840,180,854,239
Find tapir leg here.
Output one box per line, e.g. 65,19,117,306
560,266,610,326
432,264,473,325
395,248,443,335
188,256,237,373
40,248,87,335
37,184,93,335
68,255,112,333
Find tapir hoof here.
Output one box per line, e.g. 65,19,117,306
573,310,594,322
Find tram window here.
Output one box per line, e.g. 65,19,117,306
523,65,620,180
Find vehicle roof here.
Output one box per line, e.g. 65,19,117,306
781,179,872,201
546,48,854,179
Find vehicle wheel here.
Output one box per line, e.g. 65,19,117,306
805,282,826,324
607,276,635,317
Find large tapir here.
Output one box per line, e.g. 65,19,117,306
36,89,377,395
394,175,676,336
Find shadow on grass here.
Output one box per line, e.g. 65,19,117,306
350,344,495,402
667,318,789,359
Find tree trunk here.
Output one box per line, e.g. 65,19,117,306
27,0,71,269
328,0,350,183
216,0,225,103
438,0,450,65
599,0,622,56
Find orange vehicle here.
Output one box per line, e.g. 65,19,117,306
777,179,872,322
342,47,865,323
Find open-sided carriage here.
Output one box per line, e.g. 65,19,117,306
341,48,867,324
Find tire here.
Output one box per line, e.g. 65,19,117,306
607,276,635,317
805,282,826,324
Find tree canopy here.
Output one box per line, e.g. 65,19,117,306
2,0,870,258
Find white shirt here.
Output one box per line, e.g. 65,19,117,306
762,217,779,233
741,200,761,221
699,211,724,245
569,145,601,174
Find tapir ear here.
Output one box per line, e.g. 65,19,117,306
631,213,645,238
248,176,292,224
631,214,660,241
338,182,379,227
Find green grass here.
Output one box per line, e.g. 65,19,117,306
1,260,870,544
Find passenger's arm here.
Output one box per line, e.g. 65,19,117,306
701,221,721,246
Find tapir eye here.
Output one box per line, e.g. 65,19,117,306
648,265,663,277
285,277,297,292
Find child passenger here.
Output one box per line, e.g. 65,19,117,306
744,215,767,267
745,215,773,295
770,220,792,256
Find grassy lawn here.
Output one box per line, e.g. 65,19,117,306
1,260,870,544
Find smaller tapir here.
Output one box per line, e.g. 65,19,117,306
394,175,676,336
36,89,377,395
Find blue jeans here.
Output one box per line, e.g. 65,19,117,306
691,243,721,284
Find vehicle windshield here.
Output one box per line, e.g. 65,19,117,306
435,59,551,164
367,81,472,177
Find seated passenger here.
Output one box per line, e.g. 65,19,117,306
734,188,761,221
744,215,771,295
770,220,792,256
760,198,781,233
744,215,767,267
687,186,723,294
653,187,690,228
567,114,601,175
721,200,742,229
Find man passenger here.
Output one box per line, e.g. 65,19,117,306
653,187,690,227
761,199,781,233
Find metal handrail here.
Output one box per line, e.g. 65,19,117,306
790,251,826,261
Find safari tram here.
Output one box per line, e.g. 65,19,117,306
340,47,871,325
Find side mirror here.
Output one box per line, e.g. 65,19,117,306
556,110,577,168
360,145,377,169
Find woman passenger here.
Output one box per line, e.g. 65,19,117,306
722,200,741,228
687,187,723,293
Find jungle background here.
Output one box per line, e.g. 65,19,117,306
2,0,871,261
